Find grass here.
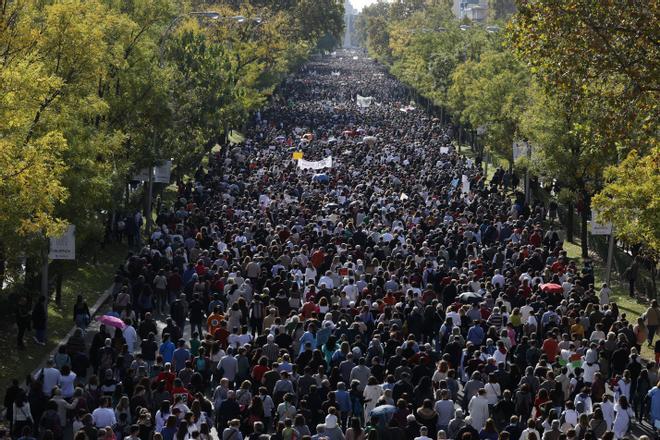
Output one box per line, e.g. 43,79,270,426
0,243,127,395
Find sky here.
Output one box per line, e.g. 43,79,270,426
350,0,378,12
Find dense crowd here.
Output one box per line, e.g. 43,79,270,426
5,52,660,440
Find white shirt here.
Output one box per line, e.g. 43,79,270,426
92,407,117,428
123,325,138,353
318,275,334,289
42,367,61,395
58,372,77,398
519,428,540,440
491,274,505,288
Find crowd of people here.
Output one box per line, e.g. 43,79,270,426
5,51,660,440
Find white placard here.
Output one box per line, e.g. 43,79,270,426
49,225,76,260
154,160,172,183
298,156,333,170
440,147,449,154
133,168,151,182
356,95,374,108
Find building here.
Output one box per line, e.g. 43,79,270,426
343,0,357,48
452,0,489,22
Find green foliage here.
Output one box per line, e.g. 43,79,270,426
447,50,530,160
508,0,659,155
0,0,344,277
592,148,660,254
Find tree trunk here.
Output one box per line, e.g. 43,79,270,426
580,201,589,258
566,202,574,243
55,272,63,305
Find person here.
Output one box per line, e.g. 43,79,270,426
57,365,76,399
414,425,433,440
11,390,33,438
644,300,660,347
478,418,498,440
624,259,639,298
467,389,489,432
612,395,634,439
15,296,32,349
73,295,91,331
92,397,117,428
8,47,660,440
31,296,47,346
221,419,243,440
649,380,660,432
40,359,61,396
519,418,540,440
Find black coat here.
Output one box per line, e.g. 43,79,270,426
32,302,47,330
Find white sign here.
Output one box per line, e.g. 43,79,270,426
133,168,151,182
298,156,333,170
154,160,172,183
590,209,613,235
49,225,76,260
440,147,449,154
513,141,531,161
356,95,374,108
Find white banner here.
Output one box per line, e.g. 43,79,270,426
49,225,76,260
356,95,374,108
298,156,333,170
154,160,172,183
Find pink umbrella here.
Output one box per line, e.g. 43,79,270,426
97,314,126,329
540,283,563,294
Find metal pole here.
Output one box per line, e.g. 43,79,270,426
524,142,531,205
146,166,154,238
41,240,49,301
605,229,615,285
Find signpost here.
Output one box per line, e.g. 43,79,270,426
590,209,615,284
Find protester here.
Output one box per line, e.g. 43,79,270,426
4,49,658,440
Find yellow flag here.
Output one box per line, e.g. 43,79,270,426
292,151,303,160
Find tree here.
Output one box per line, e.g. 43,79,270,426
519,82,615,255
592,148,660,254
447,50,530,162
508,0,659,155
508,0,657,257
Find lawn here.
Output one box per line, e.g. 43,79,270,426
0,243,127,396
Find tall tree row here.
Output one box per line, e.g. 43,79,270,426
356,0,658,260
0,0,344,283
